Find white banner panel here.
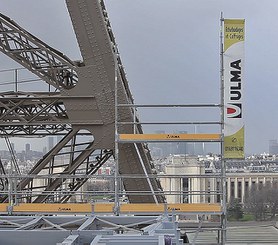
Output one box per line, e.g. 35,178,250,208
223,19,245,159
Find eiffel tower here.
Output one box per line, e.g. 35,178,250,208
0,0,164,204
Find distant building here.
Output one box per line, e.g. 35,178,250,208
150,130,200,158
226,172,278,203
25,143,31,160
159,154,278,205
269,140,278,154
48,137,54,151
160,155,206,204
25,143,30,153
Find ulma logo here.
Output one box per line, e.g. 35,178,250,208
227,103,242,118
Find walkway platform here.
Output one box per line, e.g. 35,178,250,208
118,133,221,143
0,203,222,215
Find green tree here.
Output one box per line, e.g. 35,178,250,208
245,183,278,221
228,198,243,220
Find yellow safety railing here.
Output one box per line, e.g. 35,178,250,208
0,203,222,214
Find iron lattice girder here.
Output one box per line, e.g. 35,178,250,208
0,91,105,135
0,0,164,204
0,159,7,192
59,149,113,203
19,129,92,201
0,92,68,124
1,129,113,203
0,124,72,136
0,91,72,135
0,13,79,90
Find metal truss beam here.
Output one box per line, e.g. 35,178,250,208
0,13,78,90
0,129,113,203
0,0,165,204
0,159,7,192
0,91,68,131
0,124,72,136
0,92,105,135
0,215,184,245
59,149,113,203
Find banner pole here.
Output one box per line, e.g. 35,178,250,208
220,12,227,244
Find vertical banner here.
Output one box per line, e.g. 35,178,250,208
223,19,245,159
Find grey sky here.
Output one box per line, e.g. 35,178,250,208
1,0,278,154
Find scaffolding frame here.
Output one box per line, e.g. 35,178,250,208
0,1,229,242
114,75,226,244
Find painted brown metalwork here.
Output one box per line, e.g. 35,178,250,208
0,0,164,203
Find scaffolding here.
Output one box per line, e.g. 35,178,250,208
111,14,228,242
0,0,230,242
114,75,226,244
0,72,227,243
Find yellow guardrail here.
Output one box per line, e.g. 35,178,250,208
0,203,222,214
119,133,221,142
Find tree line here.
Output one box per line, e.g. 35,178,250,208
228,183,278,221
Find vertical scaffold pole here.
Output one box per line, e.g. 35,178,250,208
14,69,18,93
114,53,120,216
220,12,227,244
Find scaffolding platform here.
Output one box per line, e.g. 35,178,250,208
0,203,222,215
118,133,221,143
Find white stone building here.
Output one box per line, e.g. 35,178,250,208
160,155,206,204
160,154,278,204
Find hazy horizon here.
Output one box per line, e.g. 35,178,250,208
1,1,278,155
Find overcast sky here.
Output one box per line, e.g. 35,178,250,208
1,0,278,155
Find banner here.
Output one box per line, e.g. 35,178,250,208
223,19,245,159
